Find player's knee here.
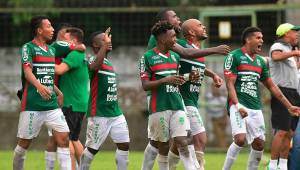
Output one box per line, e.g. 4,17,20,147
116,142,129,151
46,137,57,152
276,130,289,138
17,138,32,150
234,136,246,147
55,132,69,147
252,138,264,151
174,136,189,148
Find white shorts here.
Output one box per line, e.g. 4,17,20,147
148,110,190,142
186,106,205,136
17,109,69,139
85,115,130,150
229,105,265,144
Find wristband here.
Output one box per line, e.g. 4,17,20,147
183,73,190,81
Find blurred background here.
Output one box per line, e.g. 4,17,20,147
0,0,300,151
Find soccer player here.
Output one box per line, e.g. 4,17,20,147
139,21,197,170
267,23,300,170
45,24,87,170
54,27,89,170
79,29,130,170
13,16,71,170
222,26,300,170
168,18,224,170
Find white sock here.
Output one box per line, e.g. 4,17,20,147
158,154,169,170
57,147,71,170
141,143,158,170
278,158,288,170
45,151,56,170
188,145,201,169
268,159,278,170
195,151,205,170
79,148,94,170
168,151,180,170
116,149,129,170
247,148,263,170
178,146,197,170
222,142,243,170
13,145,27,170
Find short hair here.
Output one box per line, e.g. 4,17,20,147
154,9,172,23
241,27,262,45
89,31,103,47
30,16,50,37
151,21,174,39
57,23,72,32
66,27,84,43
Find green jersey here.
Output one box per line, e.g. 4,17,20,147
139,48,185,114
87,57,123,117
177,39,206,108
59,51,89,112
223,48,270,110
51,41,75,86
20,40,58,111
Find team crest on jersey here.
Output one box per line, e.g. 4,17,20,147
256,59,261,66
224,54,233,70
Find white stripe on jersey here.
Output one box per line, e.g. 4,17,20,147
238,71,260,78
33,63,55,67
98,70,116,76
155,70,177,75
180,58,205,67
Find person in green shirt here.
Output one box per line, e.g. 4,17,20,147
13,16,71,170
55,27,89,170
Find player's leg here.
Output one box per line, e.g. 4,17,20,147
246,109,265,170
147,111,172,170
45,130,57,170
141,140,159,170
187,106,207,169
168,141,180,170
288,117,300,170
46,108,71,170
80,117,110,170
222,105,247,170
110,115,130,170
14,110,44,170
171,110,197,170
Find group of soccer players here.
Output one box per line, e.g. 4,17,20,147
12,8,300,170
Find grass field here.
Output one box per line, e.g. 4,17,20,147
0,150,270,170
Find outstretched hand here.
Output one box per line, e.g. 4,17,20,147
214,45,231,55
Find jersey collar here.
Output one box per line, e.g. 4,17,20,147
240,47,256,61
153,47,170,59
32,39,48,52
187,40,199,49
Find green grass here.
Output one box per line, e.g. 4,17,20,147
0,150,270,170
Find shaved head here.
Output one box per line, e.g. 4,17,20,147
182,18,207,40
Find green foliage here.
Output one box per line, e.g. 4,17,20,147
8,0,54,25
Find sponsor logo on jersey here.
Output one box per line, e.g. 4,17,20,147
108,77,116,84
34,47,41,51
152,55,161,60
225,54,233,70
139,56,145,72
35,52,43,55
39,75,54,84
22,46,29,61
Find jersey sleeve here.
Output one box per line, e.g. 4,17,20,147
147,35,157,50
139,55,151,81
259,58,270,81
223,53,238,77
20,44,33,68
62,51,82,69
52,41,73,57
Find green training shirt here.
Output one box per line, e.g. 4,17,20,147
59,50,89,112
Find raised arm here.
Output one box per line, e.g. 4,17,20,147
171,43,231,59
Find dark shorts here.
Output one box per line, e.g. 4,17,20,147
271,87,300,131
62,106,85,141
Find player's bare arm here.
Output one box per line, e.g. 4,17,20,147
271,48,300,61
54,85,63,107
171,43,231,59
205,68,223,88
141,75,185,91
23,65,52,100
225,75,248,118
55,63,70,75
89,27,112,71
262,78,300,116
